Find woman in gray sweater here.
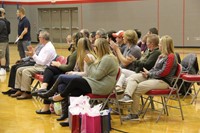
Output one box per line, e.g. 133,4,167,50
47,38,119,102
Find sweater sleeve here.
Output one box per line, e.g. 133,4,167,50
149,54,175,78
58,51,77,72
87,55,117,80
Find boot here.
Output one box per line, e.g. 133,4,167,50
57,98,69,121
37,79,60,98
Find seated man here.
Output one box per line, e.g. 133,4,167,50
115,34,161,92
2,30,43,95
119,35,177,120
10,30,57,99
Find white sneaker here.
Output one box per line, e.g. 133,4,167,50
0,68,6,76
122,114,140,121
118,95,133,103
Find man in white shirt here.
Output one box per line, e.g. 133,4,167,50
11,30,57,99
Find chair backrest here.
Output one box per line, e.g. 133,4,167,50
56,55,67,64
175,63,182,78
172,63,182,89
175,52,181,63
116,68,121,81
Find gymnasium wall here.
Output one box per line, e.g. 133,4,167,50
1,0,200,47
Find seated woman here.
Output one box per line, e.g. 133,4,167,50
36,37,96,121
119,35,178,120
39,38,119,126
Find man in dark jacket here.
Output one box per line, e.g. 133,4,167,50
0,9,8,75
0,8,11,72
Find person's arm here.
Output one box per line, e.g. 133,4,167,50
70,54,96,76
135,50,161,70
19,27,28,39
87,55,117,80
148,54,175,78
58,51,77,72
0,21,4,33
110,41,132,66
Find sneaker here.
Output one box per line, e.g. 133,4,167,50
122,114,140,121
118,95,133,103
115,86,124,94
0,68,6,76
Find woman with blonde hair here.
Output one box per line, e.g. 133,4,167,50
38,38,119,126
40,38,118,99
119,35,178,120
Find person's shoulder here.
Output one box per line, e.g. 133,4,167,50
103,54,117,61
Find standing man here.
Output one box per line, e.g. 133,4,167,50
16,7,31,59
0,9,8,75
0,8,11,72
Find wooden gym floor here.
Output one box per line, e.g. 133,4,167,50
0,44,200,133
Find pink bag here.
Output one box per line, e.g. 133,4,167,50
81,114,101,133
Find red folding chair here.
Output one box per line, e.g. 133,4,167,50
140,64,184,122
178,73,200,104
86,68,123,125
31,55,67,92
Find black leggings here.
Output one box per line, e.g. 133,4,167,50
60,77,92,98
43,66,64,90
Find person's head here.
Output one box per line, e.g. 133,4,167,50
39,30,50,44
89,31,96,44
80,29,90,38
106,30,116,43
159,35,174,56
123,30,138,45
0,8,5,18
112,30,124,44
77,37,94,71
148,27,158,35
17,7,25,18
93,38,111,61
66,34,72,44
36,29,43,42
146,34,159,50
95,29,106,39
134,29,142,39
70,32,84,52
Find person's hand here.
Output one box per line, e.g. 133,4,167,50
126,55,137,62
19,35,23,39
84,55,94,64
51,61,61,67
25,45,35,57
25,50,34,57
110,40,118,51
143,67,149,74
16,59,23,64
66,71,74,75
141,67,149,78
141,71,148,78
